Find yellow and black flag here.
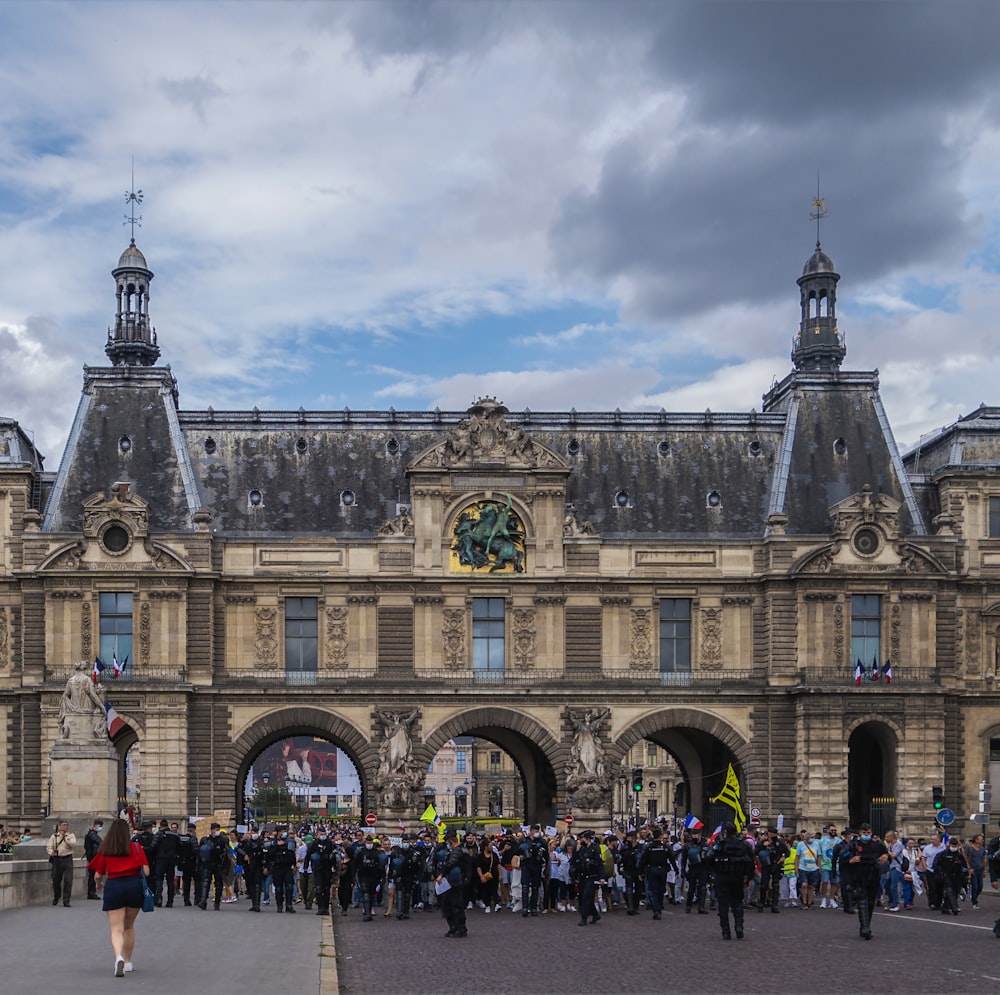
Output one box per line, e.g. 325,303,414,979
709,763,746,832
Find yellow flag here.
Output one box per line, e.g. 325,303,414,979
420,803,437,824
709,763,746,832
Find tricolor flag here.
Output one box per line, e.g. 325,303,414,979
855,659,864,686
93,656,106,684
113,654,129,679
707,823,724,844
709,762,746,832
684,813,704,831
104,701,125,738
883,658,892,684
398,818,406,832
871,655,880,682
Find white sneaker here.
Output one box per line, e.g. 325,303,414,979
829,899,838,909
123,963,134,974
557,902,565,912
466,901,473,910
484,906,491,914
819,898,827,909
114,958,125,978
477,900,486,909
494,904,502,912
888,905,900,912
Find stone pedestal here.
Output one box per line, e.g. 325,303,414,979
50,738,119,821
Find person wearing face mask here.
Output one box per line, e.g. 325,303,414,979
935,836,969,916
518,825,548,917
197,823,230,910
846,822,889,940
176,823,198,907
269,828,298,913
308,830,338,916
388,834,420,920
355,835,383,922
238,828,265,912
85,819,105,899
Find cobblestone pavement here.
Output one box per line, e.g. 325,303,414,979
333,899,1000,994
0,896,329,995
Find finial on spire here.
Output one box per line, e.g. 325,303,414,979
809,174,827,248
124,156,143,243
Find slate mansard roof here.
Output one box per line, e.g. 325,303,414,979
40,364,924,541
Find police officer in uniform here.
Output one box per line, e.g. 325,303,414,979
308,829,338,916
136,821,157,867
756,827,789,913
846,821,889,940
175,823,198,906
518,825,548,917
571,830,605,926
638,827,677,919
198,823,230,910
388,834,420,920
619,830,642,915
355,834,383,922
712,822,754,940
152,818,180,907
239,827,265,912
684,830,710,914
436,829,471,938
268,828,298,913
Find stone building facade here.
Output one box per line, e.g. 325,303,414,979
2,235,1000,836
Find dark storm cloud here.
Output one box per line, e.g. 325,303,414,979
551,108,969,320
648,2,1000,124
550,2,993,322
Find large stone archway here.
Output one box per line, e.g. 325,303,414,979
419,707,564,827
226,707,374,823
613,708,752,827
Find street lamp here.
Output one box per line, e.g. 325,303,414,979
262,772,270,824
471,776,477,829
618,771,627,829
648,780,657,822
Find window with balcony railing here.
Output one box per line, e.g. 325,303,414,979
659,599,691,673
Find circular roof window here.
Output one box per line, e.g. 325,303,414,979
852,526,882,557
100,523,131,555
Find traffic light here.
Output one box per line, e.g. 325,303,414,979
632,767,644,792
932,785,944,810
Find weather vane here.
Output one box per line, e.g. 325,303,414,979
123,157,143,243
809,175,827,247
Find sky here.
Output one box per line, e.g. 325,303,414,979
2,0,1000,464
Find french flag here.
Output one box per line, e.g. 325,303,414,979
883,658,892,685
871,655,881,682
104,701,125,738
854,659,864,686
93,656,105,684
113,654,129,678
708,823,724,844
684,813,704,831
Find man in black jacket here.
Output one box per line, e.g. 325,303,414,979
84,819,104,899
846,822,889,940
355,835,384,922
152,819,181,907
197,823,230,911
518,826,548,917
571,830,606,926
436,830,471,937
713,823,754,940
638,828,677,920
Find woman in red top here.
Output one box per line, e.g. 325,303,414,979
87,818,149,978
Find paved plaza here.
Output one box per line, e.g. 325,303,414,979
333,898,1000,995
0,896,336,995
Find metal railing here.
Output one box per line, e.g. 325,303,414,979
797,666,939,687
46,665,188,685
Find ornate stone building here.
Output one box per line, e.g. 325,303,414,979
2,234,1000,835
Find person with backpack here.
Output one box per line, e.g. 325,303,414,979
197,823,230,910
436,829,472,938
638,827,676,920
712,822,755,940
684,830,710,914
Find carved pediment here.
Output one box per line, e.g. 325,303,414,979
829,484,902,541
82,483,150,540
410,398,568,471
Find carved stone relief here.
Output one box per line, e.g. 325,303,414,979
326,606,349,669
254,607,278,666
81,600,92,660
833,602,844,667
967,611,983,675
442,609,465,670
890,603,901,664
700,607,723,670
139,601,151,665
629,608,654,670
0,608,7,669
511,608,536,669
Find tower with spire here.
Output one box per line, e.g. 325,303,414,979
792,195,845,372
105,180,159,366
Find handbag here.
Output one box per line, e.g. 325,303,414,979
133,842,155,913
141,873,155,913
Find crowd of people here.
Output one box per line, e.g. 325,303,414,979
67,813,1000,947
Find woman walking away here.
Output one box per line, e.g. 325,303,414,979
87,818,149,977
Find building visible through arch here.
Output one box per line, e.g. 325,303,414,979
2,229,1000,836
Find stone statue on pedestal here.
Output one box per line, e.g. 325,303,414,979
372,708,424,811
565,707,613,812
57,661,108,742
